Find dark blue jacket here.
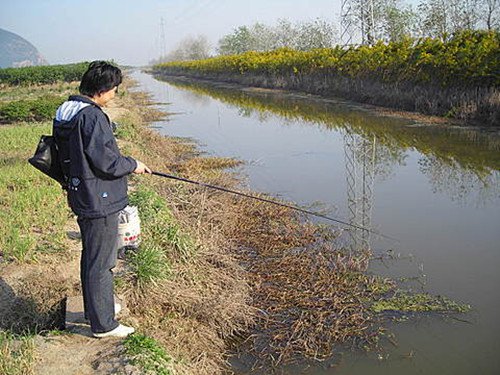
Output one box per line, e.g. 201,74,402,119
53,95,137,218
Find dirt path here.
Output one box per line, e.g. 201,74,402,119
0,217,133,375
34,333,134,375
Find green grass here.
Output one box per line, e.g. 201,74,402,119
0,82,77,103
0,331,36,375
126,186,195,285
128,239,171,285
130,186,195,258
123,334,174,375
114,116,140,141
134,188,194,254
0,123,69,262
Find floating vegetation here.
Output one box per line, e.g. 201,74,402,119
226,197,391,365
371,292,472,314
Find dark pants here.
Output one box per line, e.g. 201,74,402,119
77,213,120,333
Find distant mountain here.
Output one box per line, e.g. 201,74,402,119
0,28,48,68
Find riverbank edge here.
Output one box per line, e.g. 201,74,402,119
151,68,499,126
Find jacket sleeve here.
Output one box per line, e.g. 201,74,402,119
81,111,137,179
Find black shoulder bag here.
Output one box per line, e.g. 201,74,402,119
28,135,66,186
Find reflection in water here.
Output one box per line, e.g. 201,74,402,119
177,89,212,107
344,130,376,252
419,155,500,206
155,76,500,207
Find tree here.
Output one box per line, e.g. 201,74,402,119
217,19,338,55
417,0,450,38
217,26,254,55
249,23,276,51
448,0,480,31
294,18,338,50
415,0,497,38
381,0,417,42
481,0,500,30
163,35,211,62
273,19,299,49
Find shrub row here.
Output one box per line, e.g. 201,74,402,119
0,62,88,86
0,95,64,123
155,30,499,88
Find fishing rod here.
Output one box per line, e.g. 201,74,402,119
151,171,398,242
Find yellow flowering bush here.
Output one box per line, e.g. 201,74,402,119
154,31,499,88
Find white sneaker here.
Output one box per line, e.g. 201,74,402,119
93,324,135,338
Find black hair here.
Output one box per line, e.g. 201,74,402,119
79,61,122,97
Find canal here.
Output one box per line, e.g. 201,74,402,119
132,70,500,375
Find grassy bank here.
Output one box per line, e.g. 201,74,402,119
153,30,500,125
0,120,75,374
0,65,471,374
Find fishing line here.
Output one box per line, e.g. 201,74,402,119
151,170,399,242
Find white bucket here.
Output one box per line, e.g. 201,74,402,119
117,205,141,250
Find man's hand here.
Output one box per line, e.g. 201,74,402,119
133,160,152,174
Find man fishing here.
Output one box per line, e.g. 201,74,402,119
53,61,151,338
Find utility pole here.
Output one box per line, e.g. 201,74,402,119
160,17,167,62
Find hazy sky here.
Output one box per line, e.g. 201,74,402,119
0,0,351,66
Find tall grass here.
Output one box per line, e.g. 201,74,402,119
127,186,195,285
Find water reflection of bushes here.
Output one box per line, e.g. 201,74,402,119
157,77,500,201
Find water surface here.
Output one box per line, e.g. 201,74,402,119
132,70,500,375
